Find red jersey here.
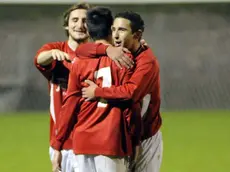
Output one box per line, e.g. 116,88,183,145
76,43,162,141
34,41,76,149
51,52,142,156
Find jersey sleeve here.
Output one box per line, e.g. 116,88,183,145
95,61,159,103
75,42,109,58
115,58,143,147
34,43,61,80
51,61,82,150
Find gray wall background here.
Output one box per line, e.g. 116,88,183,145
0,3,230,111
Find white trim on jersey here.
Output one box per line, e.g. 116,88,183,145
94,67,112,108
141,94,151,119
50,82,56,123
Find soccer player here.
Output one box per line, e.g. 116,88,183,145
34,3,133,172
81,12,163,172
34,3,90,172
51,7,142,172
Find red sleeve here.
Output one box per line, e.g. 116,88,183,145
95,61,159,103
118,64,142,147
34,43,62,80
51,61,82,150
75,43,108,58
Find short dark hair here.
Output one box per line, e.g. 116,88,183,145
115,11,144,33
63,3,91,36
86,7,113,40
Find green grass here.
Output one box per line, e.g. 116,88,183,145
0,111,230,172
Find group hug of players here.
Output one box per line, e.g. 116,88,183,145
34,2,162,172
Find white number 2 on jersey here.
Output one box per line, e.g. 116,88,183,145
94,67,112,107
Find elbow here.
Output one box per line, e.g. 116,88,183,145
126,91,135,100
123,85,137,100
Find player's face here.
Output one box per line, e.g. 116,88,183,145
111,18,134,50
66,9,89,42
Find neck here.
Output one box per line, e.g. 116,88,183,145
68,38,79,51
95,35,112,45
68,36,88,51
95,39,110,45
131,41,141,54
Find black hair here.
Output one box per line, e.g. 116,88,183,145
86,7,113,40
115,11,144,33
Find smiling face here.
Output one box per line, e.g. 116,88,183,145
65,9,89,42
111,17,134,50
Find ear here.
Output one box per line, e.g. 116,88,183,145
64,26,68,30
133,29,143,40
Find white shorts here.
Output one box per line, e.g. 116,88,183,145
74,154,128,172
49,146,75,172
134,130,163,172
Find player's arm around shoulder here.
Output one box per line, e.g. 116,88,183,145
76,42,134,69
75,42,109,58
120,53,135,84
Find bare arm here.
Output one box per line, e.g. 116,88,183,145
36,50,54,65
37,49,70,66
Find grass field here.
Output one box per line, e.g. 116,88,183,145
0,111,229,172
